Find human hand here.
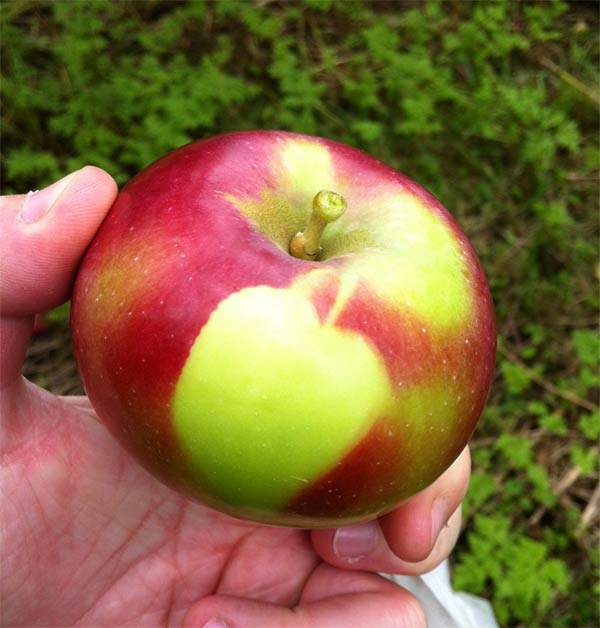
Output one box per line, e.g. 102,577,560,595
1,167,471,627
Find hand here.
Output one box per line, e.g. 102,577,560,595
1,168,471,627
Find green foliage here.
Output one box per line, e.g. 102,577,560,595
570,444,598,476
501,360,532,395
578,410,600,441
572,329,600,369
3,1,598,625
454,514,569,625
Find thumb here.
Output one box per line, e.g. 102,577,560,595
0,166,117,390
0,166,117,317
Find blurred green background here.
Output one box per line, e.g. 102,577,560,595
2,1,598,625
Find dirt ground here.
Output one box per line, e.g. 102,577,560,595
23,318,84,396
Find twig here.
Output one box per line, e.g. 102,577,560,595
577,475,600,535
529,466,581,527
555,465,583,496
566,172,600,184
554,316,600,328
499,346,599,413
539,56,600,108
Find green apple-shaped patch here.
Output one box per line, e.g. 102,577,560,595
172,285,394,514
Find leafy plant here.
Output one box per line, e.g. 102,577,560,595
453,514,569,625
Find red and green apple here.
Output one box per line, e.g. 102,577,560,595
71,130,496,528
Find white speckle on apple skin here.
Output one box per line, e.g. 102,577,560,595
291,476,309,484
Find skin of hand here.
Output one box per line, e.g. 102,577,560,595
0,167,471,628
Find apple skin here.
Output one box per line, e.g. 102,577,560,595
71,130,496,528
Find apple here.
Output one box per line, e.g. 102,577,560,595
71,130,496,528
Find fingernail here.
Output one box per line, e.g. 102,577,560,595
333,521,379,561
202,619,229,628
18,170,80,224
431,497,448,544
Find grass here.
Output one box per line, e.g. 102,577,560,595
2,1,598,625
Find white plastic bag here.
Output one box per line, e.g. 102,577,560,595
388,560,499,628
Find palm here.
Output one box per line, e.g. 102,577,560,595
3,383,335,626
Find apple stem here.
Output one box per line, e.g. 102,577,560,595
289,190,347,260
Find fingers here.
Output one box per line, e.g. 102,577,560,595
0,167,117,391
0,166,117,317
184,564,426,628
311,446,471,575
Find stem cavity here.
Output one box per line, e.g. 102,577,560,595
289,190,347,261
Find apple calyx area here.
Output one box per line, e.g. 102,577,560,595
289,190,347,261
